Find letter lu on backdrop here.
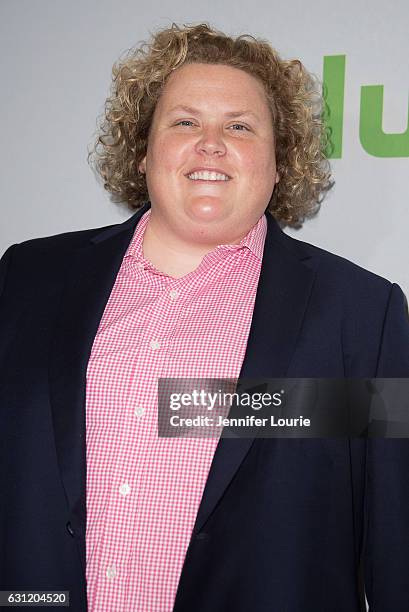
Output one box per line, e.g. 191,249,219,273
323,54,409,158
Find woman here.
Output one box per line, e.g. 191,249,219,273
1,23,408,612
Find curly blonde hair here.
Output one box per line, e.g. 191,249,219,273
88,23,333,227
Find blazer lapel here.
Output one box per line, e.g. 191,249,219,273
192,212,318,535
48,203,150,571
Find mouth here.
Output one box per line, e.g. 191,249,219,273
185,170,232,182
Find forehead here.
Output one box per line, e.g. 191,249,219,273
157,63,269,111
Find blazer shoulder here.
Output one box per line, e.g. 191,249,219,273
2,204,146,265
0,215,135,302
7,220,123,254
281,229,395,296
2,211,138,263
280,231,409,374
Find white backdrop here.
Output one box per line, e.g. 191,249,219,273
1,0,408,296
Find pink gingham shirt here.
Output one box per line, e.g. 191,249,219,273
85,208,267,611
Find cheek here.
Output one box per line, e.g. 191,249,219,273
237,143,276,179
149,134,189,173
148,140,170,172
246,157,276,184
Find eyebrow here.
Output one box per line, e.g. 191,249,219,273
168,104,260,121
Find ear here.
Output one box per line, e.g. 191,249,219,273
275,171,280,184
139,156,146,174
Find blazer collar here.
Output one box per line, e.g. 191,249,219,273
48,202,318,568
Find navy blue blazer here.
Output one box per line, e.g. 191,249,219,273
1,201,409,611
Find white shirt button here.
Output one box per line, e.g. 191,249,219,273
150,339,161,350
119,482,131,496
169,289,179,300
134,405,145,417
106,565,116,579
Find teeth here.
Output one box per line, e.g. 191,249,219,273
187,171,230,181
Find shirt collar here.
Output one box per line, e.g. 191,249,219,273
124,208,267,266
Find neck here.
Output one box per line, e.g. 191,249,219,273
142,216,222,279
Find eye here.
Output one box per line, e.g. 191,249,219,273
175,120,195,127
229,124,250,131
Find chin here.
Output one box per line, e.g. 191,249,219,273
184,201,232,224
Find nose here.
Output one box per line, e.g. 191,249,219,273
195,126,226,157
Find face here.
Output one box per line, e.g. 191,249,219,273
139,63,279,246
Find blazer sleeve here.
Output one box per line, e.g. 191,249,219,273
0,244,17,300
375,282,409,376
364,282,409,610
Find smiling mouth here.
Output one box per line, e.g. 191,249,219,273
186,170,231,182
